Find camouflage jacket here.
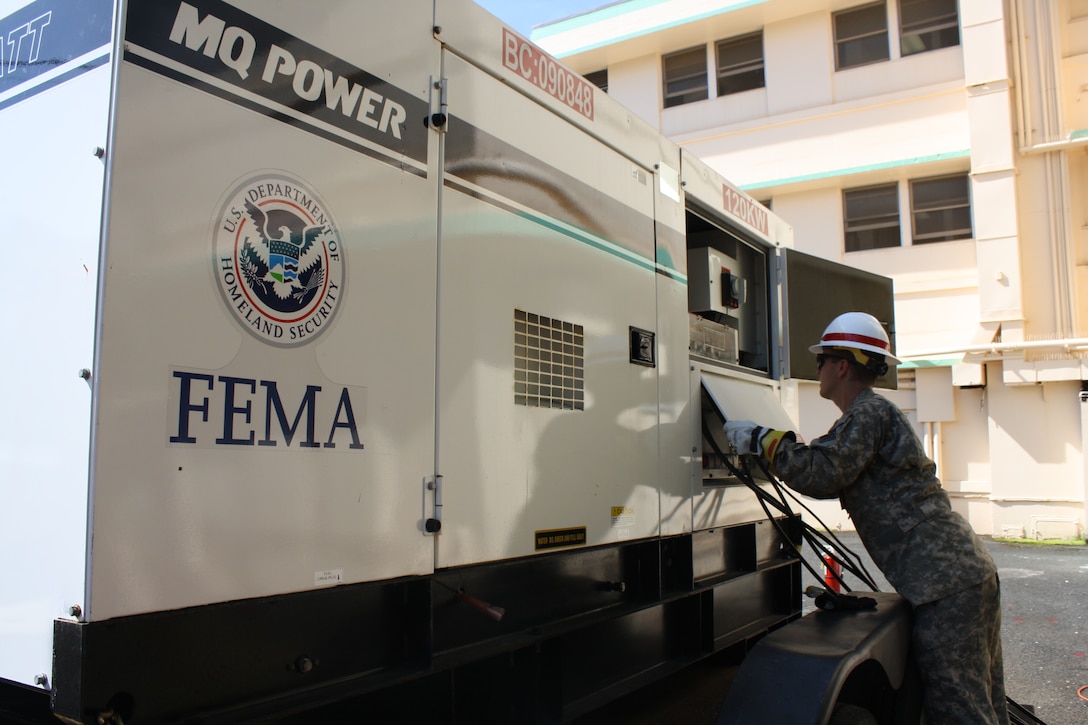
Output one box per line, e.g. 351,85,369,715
772,388,995,605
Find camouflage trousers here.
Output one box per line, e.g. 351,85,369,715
912,574,1008,725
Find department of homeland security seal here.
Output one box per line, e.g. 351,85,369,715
213,172,344,346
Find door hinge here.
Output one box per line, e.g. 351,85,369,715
423,474,443,535
426,76,448,132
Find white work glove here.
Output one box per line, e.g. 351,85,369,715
724,421,795,461
724,420,762,455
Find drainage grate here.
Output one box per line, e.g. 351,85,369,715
514,309,585,410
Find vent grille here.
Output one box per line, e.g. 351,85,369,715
514,309,585,410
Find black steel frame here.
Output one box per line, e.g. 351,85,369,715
3,517,802,724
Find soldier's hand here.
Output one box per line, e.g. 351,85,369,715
724,420,760,454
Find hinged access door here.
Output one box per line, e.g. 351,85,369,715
433,46,661,569
779,248,897,388
88,0,441,621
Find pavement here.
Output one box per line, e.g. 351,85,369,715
967,537,1086,725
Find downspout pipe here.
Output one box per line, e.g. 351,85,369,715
1008,1,1078,334
1020,134,1088,154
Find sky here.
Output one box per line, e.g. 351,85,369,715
474,0,607,36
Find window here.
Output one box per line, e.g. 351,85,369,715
663,46,707,108
834,2,889,70
910,174,972,244
844,183,900,252
899,0,959,55
584,69,608,92
716,32,764,96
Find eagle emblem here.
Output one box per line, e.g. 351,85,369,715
213,173,345,347
239,199,327,312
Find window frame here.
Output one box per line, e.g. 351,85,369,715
662,45,709,108
715,31,765,97
843,182,901,252
909,173,973,245
833,1,890,71
898,0,960,56
584,69,608,93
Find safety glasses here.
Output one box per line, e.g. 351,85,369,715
816,353,850,371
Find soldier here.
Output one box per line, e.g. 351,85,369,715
725,312,1008,725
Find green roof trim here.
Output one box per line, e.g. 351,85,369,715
740,150,971,191
531,0,768,56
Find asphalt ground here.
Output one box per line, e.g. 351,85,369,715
580,532,1088,725
993,538,1088,725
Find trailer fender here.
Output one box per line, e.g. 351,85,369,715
717,592,920,725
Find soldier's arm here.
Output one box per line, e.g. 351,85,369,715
770,410,878,498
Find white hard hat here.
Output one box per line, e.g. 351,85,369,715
808,312,901,366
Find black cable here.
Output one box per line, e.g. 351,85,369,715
702,419,852,591
738,442,868,592
702,413,862,585
702,415,879,593
751,453,880,591
773,478,880,589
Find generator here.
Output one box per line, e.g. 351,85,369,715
0,1,904,722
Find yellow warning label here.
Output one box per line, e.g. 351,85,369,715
610,506,635,528
535,526,587,551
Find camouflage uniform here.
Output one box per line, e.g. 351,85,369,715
771,388,1008,725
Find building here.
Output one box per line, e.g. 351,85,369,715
533,0,1088,539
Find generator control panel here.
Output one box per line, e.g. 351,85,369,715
689,247,747,318
685,209,770,373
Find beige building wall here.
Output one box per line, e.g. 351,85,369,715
535,0,1088,539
